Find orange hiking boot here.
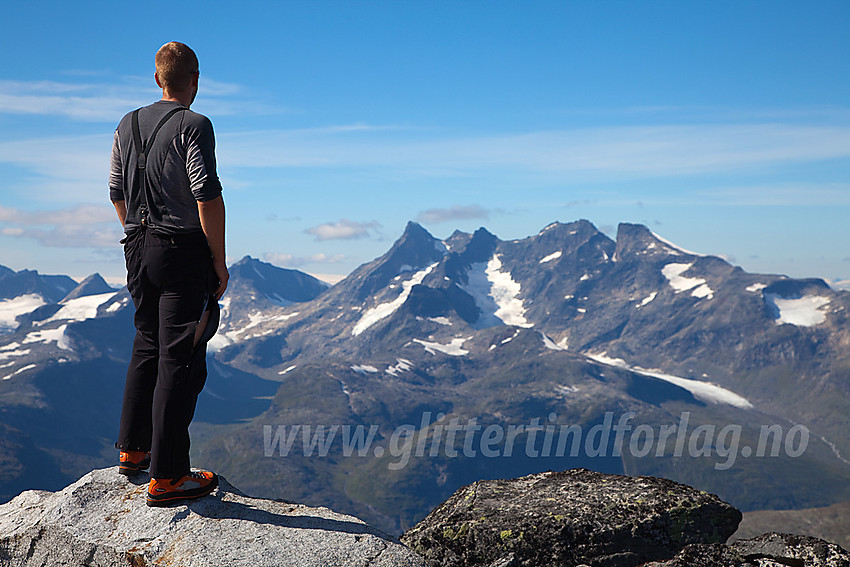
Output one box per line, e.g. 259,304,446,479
118,450,151,476
146,470,219,507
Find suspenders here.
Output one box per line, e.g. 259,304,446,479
130,107,184,227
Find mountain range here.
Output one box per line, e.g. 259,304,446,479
0,220,848,536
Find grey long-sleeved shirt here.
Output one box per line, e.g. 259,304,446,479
109,100,222,235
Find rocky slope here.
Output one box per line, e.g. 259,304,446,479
401,468,741,567
0,467,424,567
4,466,846,567
736,501,850,550
401,469,850,567
644,533,850,567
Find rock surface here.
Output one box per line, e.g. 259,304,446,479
0,467,425,567
643,532,850,566
400,468,742,567
735,501,850,551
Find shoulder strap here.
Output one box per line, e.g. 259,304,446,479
131,107,185,170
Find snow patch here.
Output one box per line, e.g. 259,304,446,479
386,358,413,376
40,292,116,324
279,365,297,375
539,251,562,264
0,295,46,333
540,332,567,351
351,364,379,374
2,363,37,381
207,334,232,352
691,284,715,299
428,316,452,326
462,255,532,329
0,347,31,361
765,294,830,327
638,292,657,307
414,337,469,356
353,263,437,336
105,297,129,313
587,352,753,409
746,283,767,293
23,325,71,350
210,309,299,351
650,231,705,257
500,329,521,345
662,263,710,298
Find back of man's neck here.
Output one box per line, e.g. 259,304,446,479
161,93,191,108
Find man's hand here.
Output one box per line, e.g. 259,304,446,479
198,196,227,299
212,258,229,300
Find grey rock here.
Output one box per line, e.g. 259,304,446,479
0,467,425,567
643,532,850,566
400,468,741,567
733,532,850,567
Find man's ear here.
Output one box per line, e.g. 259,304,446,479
155,73,163,88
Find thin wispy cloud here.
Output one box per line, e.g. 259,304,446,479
304,219,382,241
218,122,850,180
0,204,115,225
416,204,491,224
0,204,121,248
0,76,260,122
0,134,112,203
0,78,158,121
264,252,346,267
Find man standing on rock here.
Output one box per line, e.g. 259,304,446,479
109,41,227,506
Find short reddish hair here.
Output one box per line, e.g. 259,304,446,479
155,42,199,92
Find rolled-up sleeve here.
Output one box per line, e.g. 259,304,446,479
108,130,124,202
184,116,223,202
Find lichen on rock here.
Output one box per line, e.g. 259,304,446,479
401,468,742,567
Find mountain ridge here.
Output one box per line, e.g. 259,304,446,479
1,219,848,537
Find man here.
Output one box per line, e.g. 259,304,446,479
109,42,228,507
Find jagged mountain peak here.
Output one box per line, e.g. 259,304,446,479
341,221,447,302
61,273,114,302
0,266,77,303
614,223,700,260
402,220,432,238
391,221,443,257
228,256,328,305
536,219,599,238
463,226,499,259
527,219,613,257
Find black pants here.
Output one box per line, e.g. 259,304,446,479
117,227,215,479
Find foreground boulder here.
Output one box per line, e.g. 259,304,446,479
644,532,850,566
0,467,425,567
400,468,741,567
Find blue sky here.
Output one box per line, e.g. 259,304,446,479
1,1,848,286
